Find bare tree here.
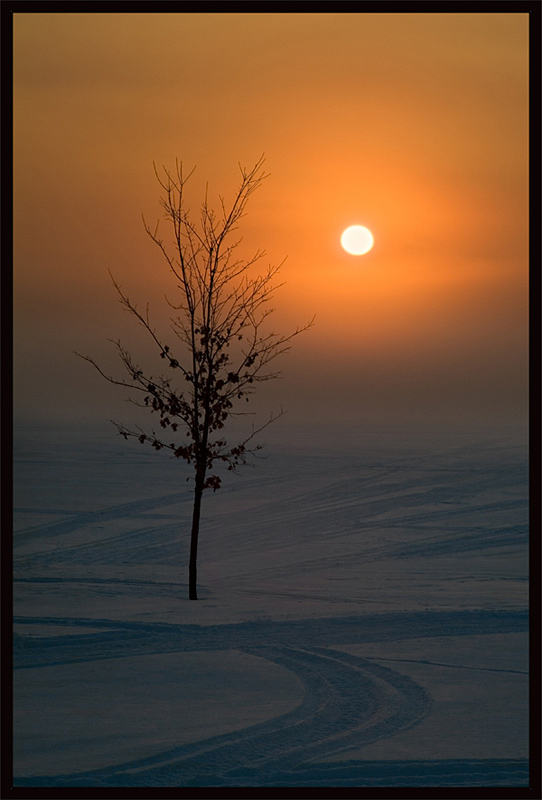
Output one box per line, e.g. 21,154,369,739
77,156,312,600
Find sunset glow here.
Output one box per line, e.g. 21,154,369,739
13,12,529,430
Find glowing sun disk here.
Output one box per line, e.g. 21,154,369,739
341,225,374,255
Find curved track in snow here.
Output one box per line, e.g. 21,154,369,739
13,609,527,787
17,643,431,787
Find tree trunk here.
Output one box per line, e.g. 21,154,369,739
189,474,204,600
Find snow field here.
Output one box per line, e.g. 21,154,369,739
12,424,529,787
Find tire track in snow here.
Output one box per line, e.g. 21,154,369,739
14,492,187,545
228,758,530,787
364,655,528,675
13,609,528,668
14,610,529,669
231,519,528,584
18,646,431,787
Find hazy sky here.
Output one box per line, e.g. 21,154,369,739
13,12,529,438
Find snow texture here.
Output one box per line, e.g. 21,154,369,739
13,423,529,788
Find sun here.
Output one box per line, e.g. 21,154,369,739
341,225,374,255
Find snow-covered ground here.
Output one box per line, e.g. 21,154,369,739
12,422,529,788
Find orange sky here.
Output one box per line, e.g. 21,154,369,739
13,12,529,435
